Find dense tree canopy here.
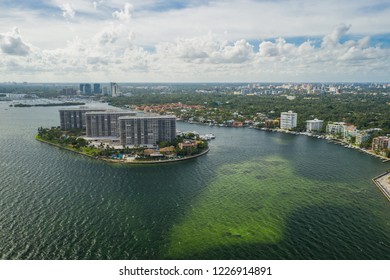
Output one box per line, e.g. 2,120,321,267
110,93,390,133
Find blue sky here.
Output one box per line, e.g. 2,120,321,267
0,0,389,82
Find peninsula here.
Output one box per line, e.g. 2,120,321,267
36,127,209,165
36,106,210,164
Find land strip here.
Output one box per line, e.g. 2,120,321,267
36,137,209,165
372,171,390,202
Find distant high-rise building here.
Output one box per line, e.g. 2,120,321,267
280,111,297,130
93,83,101,94
79,83,92,94
79,84,86,94
119,115,176,146
85,84,92,94
305,84,313,94
61,88,77,95
111,82,120,97
306,119,323,132
102,86,110,95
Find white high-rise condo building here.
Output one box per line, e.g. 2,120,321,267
326,122,357,138
85,111,136,137
326,122,346,135
306,119,323,132
59,108,106,130
119,115,176,147
280,111,297,130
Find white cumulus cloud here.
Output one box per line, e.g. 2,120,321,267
252,24,390,81
95,26,121,45
0,27,30,56
156,35,254,64
112,3,134,21
93,1,104,9
59,2,76,20
322,23,351,48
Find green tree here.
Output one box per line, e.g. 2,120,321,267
158,140,172,148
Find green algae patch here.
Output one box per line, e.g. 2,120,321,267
164,155,330,259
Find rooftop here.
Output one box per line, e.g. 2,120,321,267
119,115,176,120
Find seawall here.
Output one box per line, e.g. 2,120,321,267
372,171,390,202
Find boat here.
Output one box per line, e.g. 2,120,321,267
200,134,216,141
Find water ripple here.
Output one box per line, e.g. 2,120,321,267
0,104,389,259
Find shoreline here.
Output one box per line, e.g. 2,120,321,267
101,148,210,165
372,171,390,202
36,137,209,165
182,119,389,163
252,127,390,162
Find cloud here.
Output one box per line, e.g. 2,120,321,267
0,0,389,82
59,2,76,20
210,39,255,63
258,38,297,60
252,24,390,81
93,1,104,9
95,26,121,45
156,35,255,64
0,27,30,56
259,41,279,57
93,18,135,48
322,23,351,48
112,3,133,21
121,46,151,71
2,23,389,83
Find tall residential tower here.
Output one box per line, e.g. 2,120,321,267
280,111,297,130
119,115,176,147
59,108,106,130
85,111,136,138
306,119,323,132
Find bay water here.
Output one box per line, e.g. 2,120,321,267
0,102,389,259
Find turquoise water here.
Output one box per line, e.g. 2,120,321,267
0,102,389,259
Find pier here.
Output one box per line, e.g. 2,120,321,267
372,171,390,202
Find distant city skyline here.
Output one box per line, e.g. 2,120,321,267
0,0,389,83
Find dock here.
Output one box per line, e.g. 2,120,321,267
372,170,390,202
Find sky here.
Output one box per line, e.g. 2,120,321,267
0,0,389,83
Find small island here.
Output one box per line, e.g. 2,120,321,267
12,102,86,107
36,127,209,164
